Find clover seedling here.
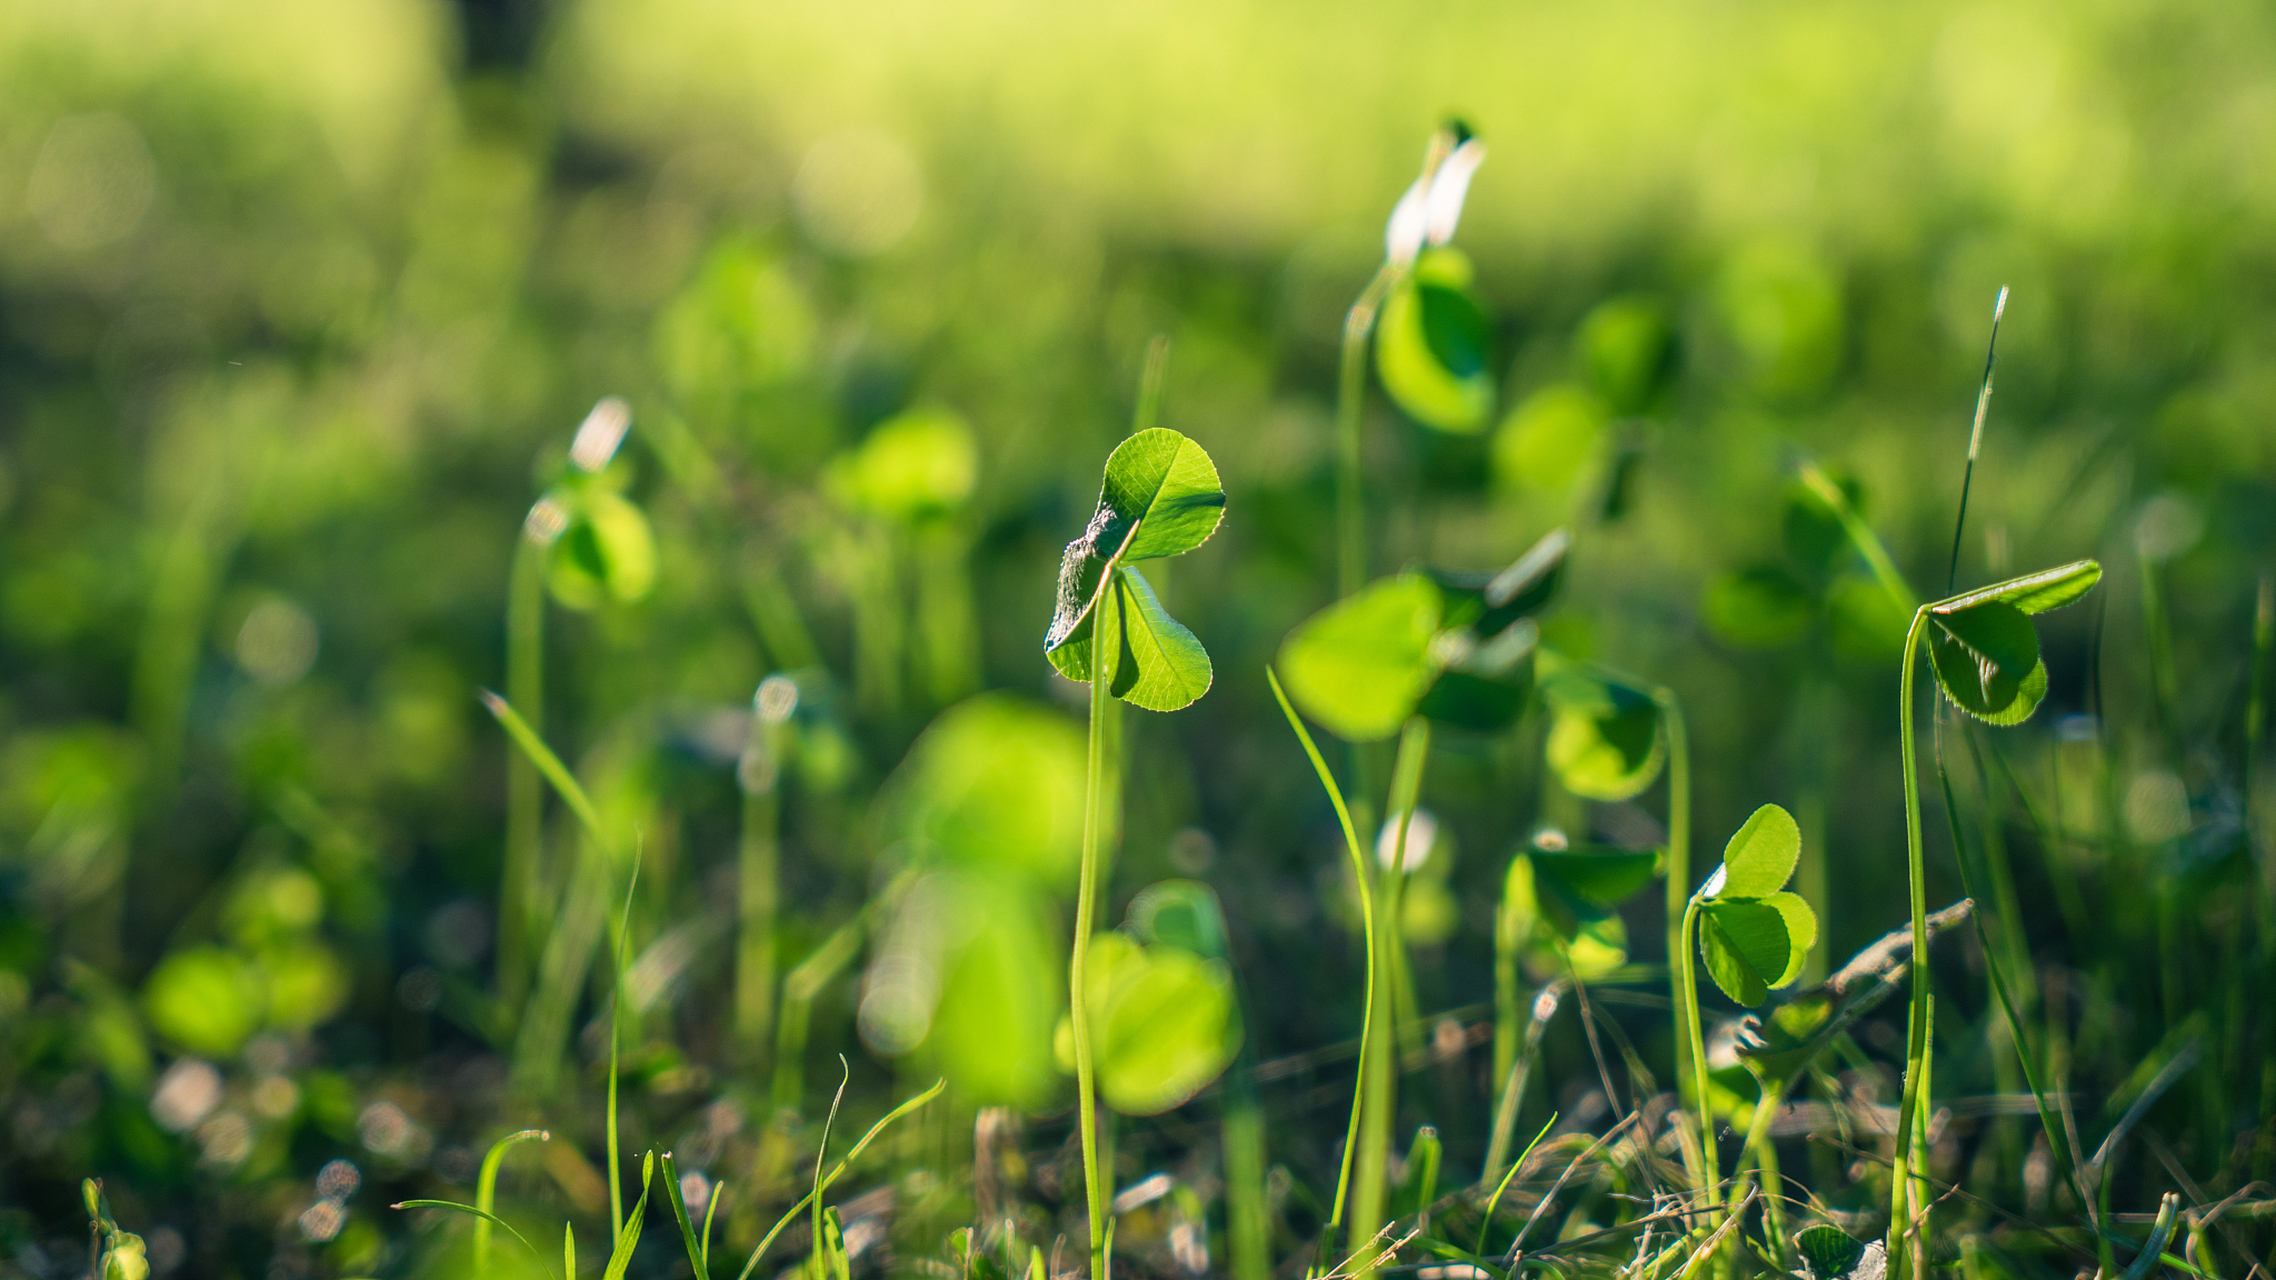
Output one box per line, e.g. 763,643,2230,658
1276,527,1566,741
1042,424,1224,1279
1375,123,1493,435
1922,558,2102,724
1674,804,1818,1208
1502,832,1663,979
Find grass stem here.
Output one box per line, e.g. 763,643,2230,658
501,532,548,1015
1337,267,1396,600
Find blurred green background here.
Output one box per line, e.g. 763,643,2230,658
3,0,2273,1275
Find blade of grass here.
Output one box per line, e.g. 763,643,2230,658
732,1080,946,1280
661,1151,705,1279
474,1129,548,1272
1267,667,1378,1269
607,849,643,1240
395,1200,556,1280
481,689,606,844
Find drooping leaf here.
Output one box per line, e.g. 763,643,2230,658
1539,658,1664,800
1970,657,2048,727
1702,564,1814,649
1928,599,2040,722
1044,428,1224,659
1276,574,1443,742
1718,804,1802,899
1378,247,1495,433
1047,567,1212,711
1933,559,2102,617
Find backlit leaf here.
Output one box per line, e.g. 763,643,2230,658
1045,430,1221,685
1540,659,1663,800
1932,559,2101,617
1700,899,1792,1006
1531,846,1662,908
1378,248,1495,433
549,489,657,609
1059,932,1242,1116
1493,384,1607,494
1718,803,1801,899
1048,567,1213,711
1928,599,2039,722
1276,574,1443,742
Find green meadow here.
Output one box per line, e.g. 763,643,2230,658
4,3,2275,1279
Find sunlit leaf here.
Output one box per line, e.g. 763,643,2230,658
1057,932,1242,1115
1492,384,1607,494
1718,803,1801,899
1797,1226,1876,1280
889,695,1086,880
1378,247,1495,433
1047,567,1212,711
1276,573,1442,742
1927,599,2039,722
1701,899,1791,1006
1702,564,1813,649
1539,657,1663,800
548,489,657,609
825,407,978,523
1932,559,2102,617
1045,430,1222,693
1427,527,1570,637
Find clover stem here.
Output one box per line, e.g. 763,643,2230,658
500,531,547,1016
1676,893,1717,1216
1336,265,1397,600
1072,583,1122,1279
1654,688,1692,1137
1745,1075,1791,1267
1350,717,1430,1270
1887,607,1932,1276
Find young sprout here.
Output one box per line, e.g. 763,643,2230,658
1674,804,1818,1219
1043,423,1225,1279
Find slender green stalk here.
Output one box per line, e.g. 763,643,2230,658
1072,582,1123,1280
1336,266,1396,599
1221,1060,1270,1280
1739,1076,1789,1266
1351,718,1430,1266
2250,575,2272,973
1887,608,1932,1275
1944,286,2007,595
1798,461,1917,612
736,711,782,1064
501,532,548,1014
1654,689,1693,1123
1675,893,1717,1213
1264,670,1376,1270
607,855,642,1241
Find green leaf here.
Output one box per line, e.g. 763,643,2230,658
1276,573,1443,742
604,1153,654,1280
1576,295,1675,417
1492,383,1607,494
549,489,657,609
1933,559,2102,616
1414,624,1537,732
1531,846,1662,908
1056,933,1242,1115
1702,564,1814,649
1970,657,2048,727
1760,891,1819,986
1539,658,1664,800
1426,527,1570,637
1717,803,1801,898
1796,1226,1870,1280
1377,247,1495,433
813,1207,850,1280
1700,899,1790,1006
1044,429,1222,671
1127,880,1231,962
1047,567,1213,711
1928,599,2040,722
824,407,978,523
